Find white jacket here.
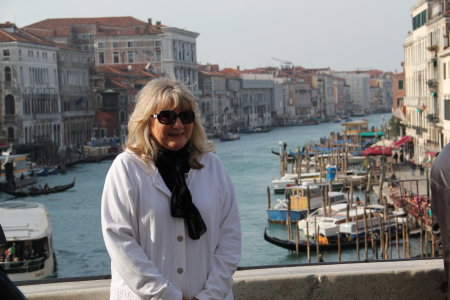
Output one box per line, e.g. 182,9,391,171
101,150,241,300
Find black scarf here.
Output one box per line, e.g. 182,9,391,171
154,144,207,240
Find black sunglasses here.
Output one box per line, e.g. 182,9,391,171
152,110,195,125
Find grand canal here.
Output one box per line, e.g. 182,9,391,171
3,113,417,279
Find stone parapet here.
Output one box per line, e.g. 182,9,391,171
19,259,445,300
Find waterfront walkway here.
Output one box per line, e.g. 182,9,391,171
386,162,430,197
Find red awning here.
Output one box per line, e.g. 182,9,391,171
426,151,438,157
362,145,392,156
392,136,412,148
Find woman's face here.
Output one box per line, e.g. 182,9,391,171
150,107,193,151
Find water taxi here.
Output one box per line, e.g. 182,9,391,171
0,201,57,281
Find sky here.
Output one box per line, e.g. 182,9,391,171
2,0,417,72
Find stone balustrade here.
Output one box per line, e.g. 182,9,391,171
18,258,445,300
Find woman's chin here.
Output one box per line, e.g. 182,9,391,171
165,140,188,151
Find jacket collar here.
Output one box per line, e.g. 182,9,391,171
125,149,196,197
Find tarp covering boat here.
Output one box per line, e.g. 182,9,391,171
359,131,385,137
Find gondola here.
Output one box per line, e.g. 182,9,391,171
3,178,76,197
263,228,367,251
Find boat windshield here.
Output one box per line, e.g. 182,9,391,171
0,237,50,273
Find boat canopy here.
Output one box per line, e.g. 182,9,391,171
359,131,385,137
0,201,51,240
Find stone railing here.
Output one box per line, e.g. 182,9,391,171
18,259,445,300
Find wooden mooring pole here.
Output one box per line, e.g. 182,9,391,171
295,224,300,258
355,206,360,261
338,228,341,262
379,215,385,259
395,217,400,259
316,224,321,263
364,208,368,261
306,219,311,263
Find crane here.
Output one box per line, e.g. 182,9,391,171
271,57,293,70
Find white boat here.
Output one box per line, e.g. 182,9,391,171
267,185,348,223
0,201,57,281
298,203,404,242
298,203,385,238
272,172,322,194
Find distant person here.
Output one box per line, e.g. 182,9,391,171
411,161,416,176
393,152,399,164
430,142,450,300
101,78,241,300
399,151,404,164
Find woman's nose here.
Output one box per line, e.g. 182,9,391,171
173,117,184,127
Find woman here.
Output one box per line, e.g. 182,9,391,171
101,78,241,300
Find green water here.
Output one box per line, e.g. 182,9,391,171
3,113,422,279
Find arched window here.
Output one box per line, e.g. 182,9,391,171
5,95,15,115
96,94,102,108
119,110,126,123
7,127,14,141
4,67,11,82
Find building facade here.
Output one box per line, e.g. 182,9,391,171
24,17,200,90
0,24,64,157
403,0,449,163
334,71,371,116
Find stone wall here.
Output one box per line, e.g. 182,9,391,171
19,259,445,300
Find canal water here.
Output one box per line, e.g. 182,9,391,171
3,113,422,279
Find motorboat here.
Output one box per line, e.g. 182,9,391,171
264,204,405,251
266,185,348,223
298,203,403,245
272,172,321,194
0,201,57,281
219,132,240,142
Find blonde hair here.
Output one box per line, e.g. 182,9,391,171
126,77,215,168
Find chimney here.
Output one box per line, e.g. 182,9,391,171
236,66,240,71
156,21,161,26
148,18,152,26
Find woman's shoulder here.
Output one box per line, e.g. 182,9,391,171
197,152,227,173
198,151,221,164
114,150,139,164
111,150,154,174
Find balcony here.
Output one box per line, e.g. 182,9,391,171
427,44,438,51
4,115,17,124
427,139,440,147
403,97,420,107
427,79,437,88
412,125,427,135
426,114,439,123
214,90,227,95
